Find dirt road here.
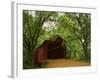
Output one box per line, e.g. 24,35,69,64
42,59,90,68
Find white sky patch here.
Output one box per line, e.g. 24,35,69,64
28,11,35,16
42,12,65,31
42,21,56,31
82,39,85,43
58,12,64,16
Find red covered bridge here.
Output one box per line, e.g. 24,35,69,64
35,36,67,66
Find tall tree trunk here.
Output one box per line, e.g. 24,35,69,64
82,43,90,61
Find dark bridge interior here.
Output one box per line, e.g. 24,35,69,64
35,36,67,64
48,41,66,59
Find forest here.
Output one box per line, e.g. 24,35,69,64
23,10,91,69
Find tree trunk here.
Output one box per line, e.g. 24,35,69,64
82,43,90,61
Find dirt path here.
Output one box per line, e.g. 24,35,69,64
43,59,90,68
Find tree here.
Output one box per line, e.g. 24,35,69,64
57,13,91,61
73,13,91,60
23,10,57,68
23,11,91,69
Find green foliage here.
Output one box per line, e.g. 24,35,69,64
23,10,91,69
41,62,48,68
23,10,58,68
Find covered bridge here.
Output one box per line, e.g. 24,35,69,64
35,36,67,66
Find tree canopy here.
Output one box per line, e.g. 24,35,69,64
23,10,91,69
